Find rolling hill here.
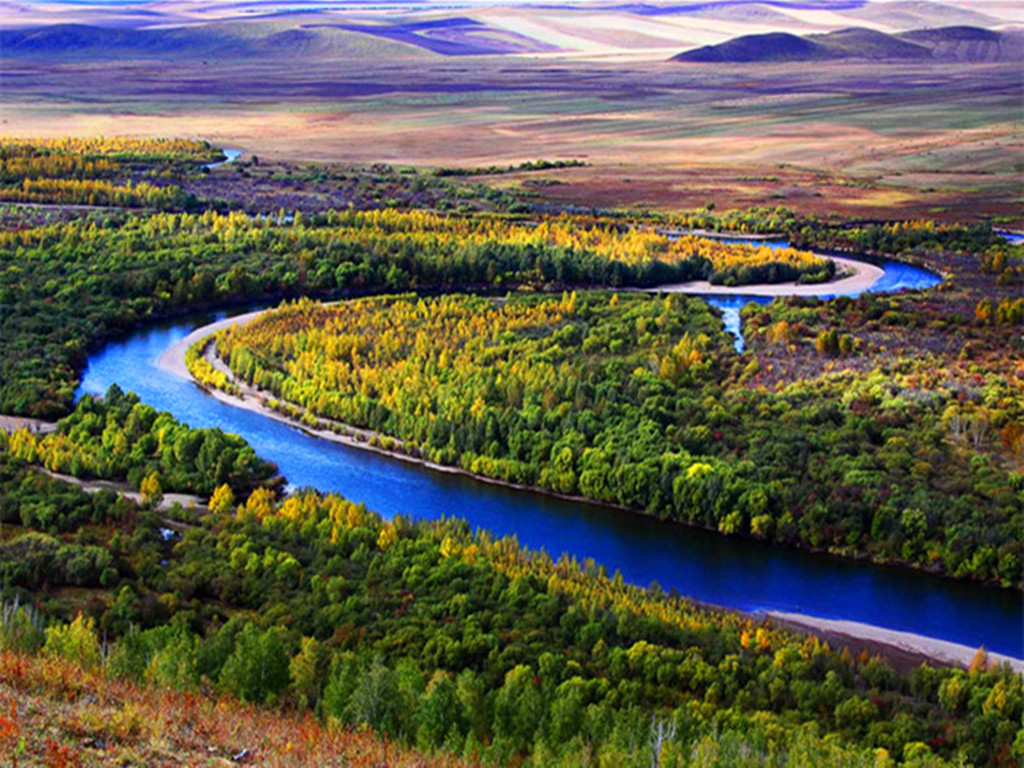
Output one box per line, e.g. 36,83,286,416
672,25,1023,63
669,31,833,62
0,1,1017,63
0,21,429,60
0,23,247,57
901,25,1023,62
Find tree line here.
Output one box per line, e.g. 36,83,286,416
0,207,830,417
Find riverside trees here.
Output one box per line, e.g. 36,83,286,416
0,451,1020,766
0,205,828,417
204,292,1023,586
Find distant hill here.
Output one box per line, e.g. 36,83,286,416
0,22,430,60
843,1,1002,31
811,28,933,60
671,32,832,63
0,23,249,57
672,25,1022,64
901,25,1023,62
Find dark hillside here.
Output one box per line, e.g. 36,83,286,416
673,25,1021,63
901,25,1023,62
809,27,932,59
671,32,831,62
0,21,430,61
0,23,249,58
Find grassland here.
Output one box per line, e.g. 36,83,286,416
2,31,1020,222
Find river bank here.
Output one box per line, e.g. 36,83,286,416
203,148,244,170
767,611,1024,674
159,317,641,513
148,322,1024,671
79,298,1022,658
646,254,885,297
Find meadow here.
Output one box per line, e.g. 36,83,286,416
3,30,1020,222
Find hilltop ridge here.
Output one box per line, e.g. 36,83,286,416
672,25,1023,63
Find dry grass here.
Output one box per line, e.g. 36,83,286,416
0,651,459,767
2,41,1019,221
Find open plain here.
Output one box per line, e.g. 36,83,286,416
2,0,1022,222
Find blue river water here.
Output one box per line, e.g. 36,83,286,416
76,254,1021,658
704,240,943,352
203,148,243,170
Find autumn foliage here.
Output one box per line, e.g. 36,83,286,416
200,291,1023,586
0,648,454,766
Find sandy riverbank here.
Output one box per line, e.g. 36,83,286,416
646,255,885,298
767,611,1023,674
157,309,268,381
158,316,640,510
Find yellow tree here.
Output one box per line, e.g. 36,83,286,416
140,471,163,506
209,483,236,515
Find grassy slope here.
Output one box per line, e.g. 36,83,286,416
0,649,456,767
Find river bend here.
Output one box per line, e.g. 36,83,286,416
75,249,1022,658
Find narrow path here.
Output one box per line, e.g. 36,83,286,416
0,415,57,435
37,468,207,516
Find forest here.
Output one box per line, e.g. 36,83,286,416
6,385,280,498
0,138,1021,765
0,402,1021,765
199,291,1022,586
0,204,833,417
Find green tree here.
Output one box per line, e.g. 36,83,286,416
348,655,403,737
43,613,102,670
218,623,290,704
494,664,544,754
417,671,466,751
289,636,326,710
146,622,201,691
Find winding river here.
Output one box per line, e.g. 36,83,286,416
75,247,1023,659
682,238,945,352
203,148,243,170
